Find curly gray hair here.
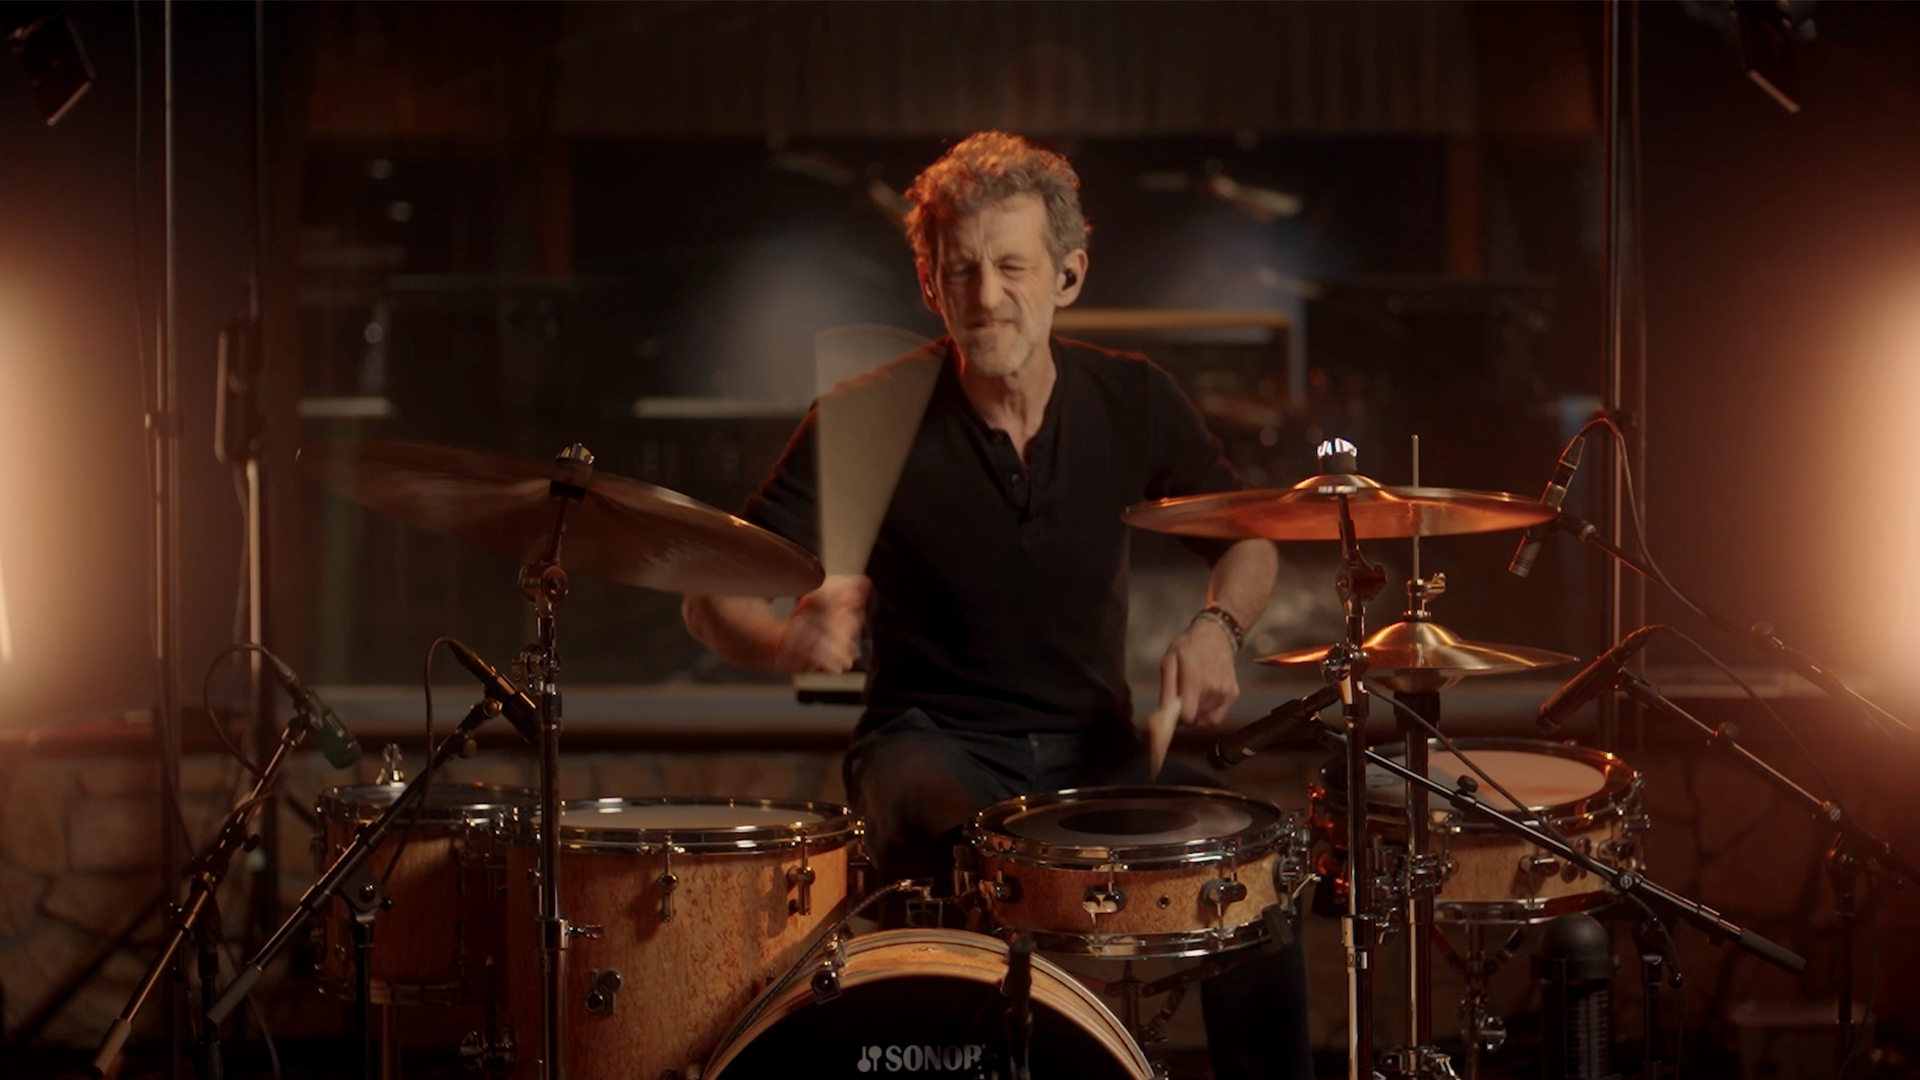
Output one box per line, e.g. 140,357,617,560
903,131,1091,271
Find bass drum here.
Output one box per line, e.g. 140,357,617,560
705,929,1153,1079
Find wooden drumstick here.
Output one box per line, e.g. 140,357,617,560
1145,698,1181,781
813,326,943,577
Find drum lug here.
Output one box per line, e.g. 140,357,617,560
1083,869,1127,920
656,841,679,923
1522,853,1560,881
583,969,622,1015
978,871,1021,905
1200,878,1247,925
787,832,814,916
486,852,509,901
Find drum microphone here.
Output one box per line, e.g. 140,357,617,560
266,656,360,768
445,640,542,744
1210,684,1342,770
1508,435,1586,578
1533,913,1617,1080
1536,625,1663,733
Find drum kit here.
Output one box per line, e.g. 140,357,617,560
164,430,1814,1080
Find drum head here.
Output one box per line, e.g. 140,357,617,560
317,782,536,824
971,786,1285,868
1001,793,1255,847
555,797,857,853
1318,738,1636,822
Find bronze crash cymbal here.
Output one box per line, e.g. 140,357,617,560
300,440,824,597
1123,472,1556,542
1260,619,1575,692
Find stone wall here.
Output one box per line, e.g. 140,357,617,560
3,732,1914,1067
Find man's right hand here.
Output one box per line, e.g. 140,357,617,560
774,573,872,673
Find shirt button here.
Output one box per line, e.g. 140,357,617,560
1010,474,1024,484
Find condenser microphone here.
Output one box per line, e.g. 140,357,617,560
266,657,360,769
446,640,541,744
1508,436,1586,578
1536,625,1662,733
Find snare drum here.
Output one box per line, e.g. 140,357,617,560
505,797,857,1080
1310,738,1646,924
314,782,536,1005
967,787,1310,958
705,929,1153,1079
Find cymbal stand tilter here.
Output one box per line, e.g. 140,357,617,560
521,443,595,1080
1318,438,1387,1080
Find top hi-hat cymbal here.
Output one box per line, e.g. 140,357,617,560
300,440,824,597
1260,619,1576,693
1123,472,1555,542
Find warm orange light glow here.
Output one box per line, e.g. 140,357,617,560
1842,279,1920,689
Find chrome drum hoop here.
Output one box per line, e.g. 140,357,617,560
520,796,859,855
1435,893,1624,926
1007,921,1277,960
967,786,1290,871
315,782,536,831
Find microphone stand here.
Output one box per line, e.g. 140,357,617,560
1614,674,1918,1075
1308,723,1808,977
1538,511,1914,742
206,697,510,1026
91,704,318,1078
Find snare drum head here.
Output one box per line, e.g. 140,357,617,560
971,786,1285,867
1319,738,1634,817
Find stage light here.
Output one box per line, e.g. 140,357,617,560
5,4,94,126
1840,282,1920,688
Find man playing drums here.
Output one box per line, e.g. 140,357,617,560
682,132,1310,1080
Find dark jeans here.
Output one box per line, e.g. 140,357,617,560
844,709,1314,1080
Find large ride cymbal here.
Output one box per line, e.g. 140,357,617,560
299,440,824,597
1260,618,1575,692
1123,473,1555,541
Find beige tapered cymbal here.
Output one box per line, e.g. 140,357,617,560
299,440,824,597
1260,619,1575,692
1123,472,1555,541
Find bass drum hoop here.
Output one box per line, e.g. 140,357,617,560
703,928,1153,1079
535,796,859,855
1315,738,1641,834
969,785,1288,870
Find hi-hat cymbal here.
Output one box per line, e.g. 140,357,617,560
299,440,824,597
1260,619,1575,692
1123,473,1555,541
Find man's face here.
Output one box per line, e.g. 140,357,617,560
927,193,1071,379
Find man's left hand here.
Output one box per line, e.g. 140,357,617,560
1159,616,1239,727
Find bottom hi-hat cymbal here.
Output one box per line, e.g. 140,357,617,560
1261,620,1575,693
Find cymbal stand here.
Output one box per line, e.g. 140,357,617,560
523,443,594,1080
1382,435,1458,1080
1322,439,1386,1080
